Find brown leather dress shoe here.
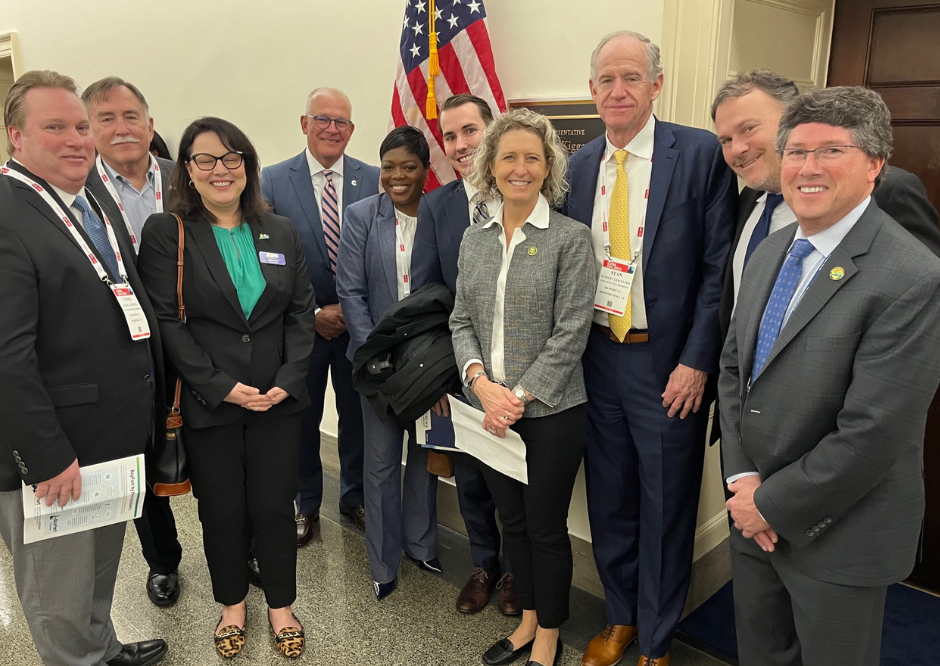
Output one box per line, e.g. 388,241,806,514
456,567,497,614
497,572,522,616
295,512,319,547
339,503,366,531
581,624,638,666
637,654,669,666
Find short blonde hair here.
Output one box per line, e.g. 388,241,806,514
4,70,79,155
468,108,569,207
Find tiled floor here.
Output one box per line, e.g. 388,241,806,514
0,473,728,666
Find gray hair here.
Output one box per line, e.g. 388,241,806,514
81,76,150,116
305,87,352,116
4,70,80,155
590,31,663,83
468,108,569,207
777,86,893,187
710,69,799,121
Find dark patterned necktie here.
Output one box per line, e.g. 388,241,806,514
74,195,120,278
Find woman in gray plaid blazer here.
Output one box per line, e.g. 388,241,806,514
450,109,596,666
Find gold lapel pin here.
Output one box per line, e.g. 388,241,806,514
829,267,845,281
527,246,537,256
259,233,269,240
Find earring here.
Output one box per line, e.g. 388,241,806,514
188,180,196,189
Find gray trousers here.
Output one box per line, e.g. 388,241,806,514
361,396,438,583
730,528,887,666
0,489,125,666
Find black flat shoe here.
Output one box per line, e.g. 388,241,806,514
481,636,534,666
373,579,397,600
525,636,563,666
247,558,262,588
146,571,179,607
407,554,443,574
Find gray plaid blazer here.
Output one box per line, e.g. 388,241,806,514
719,200,940,586
450,208,596,418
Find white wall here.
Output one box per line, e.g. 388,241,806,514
0,0,663,167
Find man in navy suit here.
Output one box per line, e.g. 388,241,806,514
411,94,520,617
565,32,737,666
261,87,379,545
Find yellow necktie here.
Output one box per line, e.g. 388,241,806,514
608,150,632,341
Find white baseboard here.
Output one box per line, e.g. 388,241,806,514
693,510,730,562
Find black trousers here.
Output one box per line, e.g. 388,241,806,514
481,404,586,629
184,412,301,608
133,492,182,575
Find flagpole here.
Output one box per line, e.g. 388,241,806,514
426,0,439,119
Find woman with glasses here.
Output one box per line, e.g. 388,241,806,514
137,117,316,659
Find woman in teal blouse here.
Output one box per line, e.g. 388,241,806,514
138,117,316,659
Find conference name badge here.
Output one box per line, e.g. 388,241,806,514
594,258,635,316
259,251,286,265
111,285,151,341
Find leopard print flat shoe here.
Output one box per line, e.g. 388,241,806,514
269,612,305,658
214,605,247,658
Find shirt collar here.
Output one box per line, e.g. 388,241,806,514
10,158,80,208
463,178,479,202
306,149,343,178
792,195,871,257
605,114,655,162
101,155,156,190
484,193,551,230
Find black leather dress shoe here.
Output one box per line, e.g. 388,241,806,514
481,637,534,666
145,571,179,607
105,639,168,666
373,579,397,600
296,511,319,546
247,558,262,588
339,503,366,530
524,637,563,666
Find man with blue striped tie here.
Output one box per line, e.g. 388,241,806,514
719,86,940,666
261,88,379,553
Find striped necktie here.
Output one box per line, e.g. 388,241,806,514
607,150,632,341
74,194,120,279
321,170,341,275
471,192,491,225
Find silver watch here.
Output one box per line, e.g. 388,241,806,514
512,385,529,405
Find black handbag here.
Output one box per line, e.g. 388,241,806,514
152,214,192,496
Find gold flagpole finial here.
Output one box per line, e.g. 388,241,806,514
426,0,439,119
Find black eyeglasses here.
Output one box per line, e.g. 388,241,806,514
306,114,352,131
189,151,244,171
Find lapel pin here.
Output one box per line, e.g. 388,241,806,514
527,246,537,256
351,179,358,186
259,233,270,240
829,267,845,281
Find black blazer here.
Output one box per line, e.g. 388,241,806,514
0,163,162,491
711,166,940,444
137,211,317,429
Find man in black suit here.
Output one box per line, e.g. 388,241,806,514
0,71,167,666
709,69,940,446
83,76,184,609
411,94,520,616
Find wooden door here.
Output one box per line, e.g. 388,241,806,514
829,0,940,592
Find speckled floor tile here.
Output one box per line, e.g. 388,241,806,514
0,473,727,666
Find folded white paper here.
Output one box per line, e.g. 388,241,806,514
449,396,528,484
22,453,146,544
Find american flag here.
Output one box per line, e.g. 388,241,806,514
390,0,507,190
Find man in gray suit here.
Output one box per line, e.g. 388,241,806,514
719,86,940,666
82,76,183,609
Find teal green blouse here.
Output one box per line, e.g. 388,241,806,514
211,223,266,318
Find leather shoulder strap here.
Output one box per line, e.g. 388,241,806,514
170,213,185,414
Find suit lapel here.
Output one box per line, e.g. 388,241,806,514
643,120,678,267
288,152,330,267
569,137,606,226
247,215,279,323
733,187,763,250
189,219,249,326
446,180,470,255
343,155,363,212
740,231,792,381
376,195,400,304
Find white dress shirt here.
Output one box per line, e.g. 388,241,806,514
591,114,655,328
49,183,85,228
464,194,551,384
306,149,344,226
731,193,798,312
726,196,871,486
394,209,418,302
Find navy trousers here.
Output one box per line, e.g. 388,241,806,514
452,452,510,575
583,328,707,658
296,331,364,514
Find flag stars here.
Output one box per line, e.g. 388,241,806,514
468,0,481,12
410,43,422,58
447,13,459,28
403,15,410,29
434,7,443,20
412,21,425,35
415,0,427,13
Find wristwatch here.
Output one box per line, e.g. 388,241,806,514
512,385,530,405
467,370,487,392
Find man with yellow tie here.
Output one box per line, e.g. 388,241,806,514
561,31,737,666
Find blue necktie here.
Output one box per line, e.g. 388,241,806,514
752,238,815,378
743,192,785,268
74,195,120,279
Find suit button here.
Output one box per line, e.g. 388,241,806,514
824,518,832,524
144,374,151,382
817,522,826,529
242,334,251,343
20,466,28,474
192,390,198,396
12,450,19,457
806,530,815,537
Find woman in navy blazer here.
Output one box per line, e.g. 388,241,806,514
137,117,316,658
